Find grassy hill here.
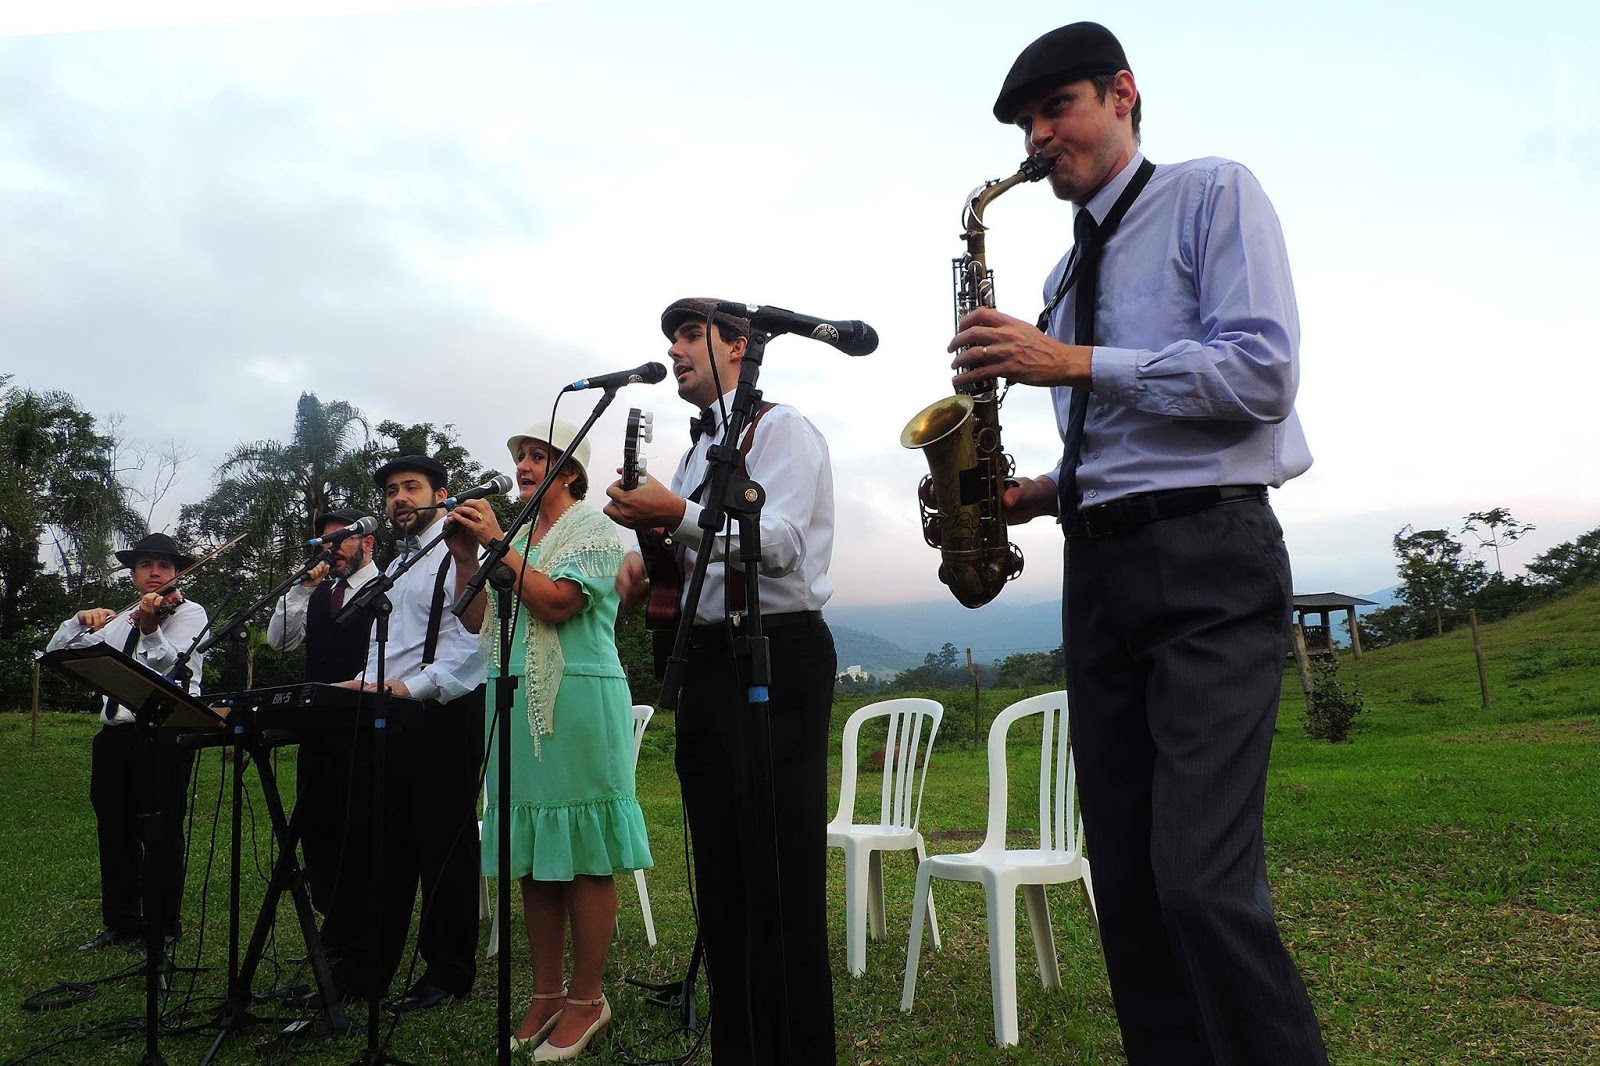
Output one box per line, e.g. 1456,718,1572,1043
0,585,1595,1063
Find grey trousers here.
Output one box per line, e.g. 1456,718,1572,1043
1063,499,1329,1066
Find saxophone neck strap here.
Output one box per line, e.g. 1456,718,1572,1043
1037,157,1156,329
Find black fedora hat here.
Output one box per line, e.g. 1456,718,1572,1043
372,454,448,490
992,22,1130,123
314,507,375,536
115,532,194,570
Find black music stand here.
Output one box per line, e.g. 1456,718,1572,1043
40,644,229,1066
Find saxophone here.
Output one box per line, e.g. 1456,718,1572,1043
900,153,1055,608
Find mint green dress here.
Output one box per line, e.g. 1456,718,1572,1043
480,521,653,881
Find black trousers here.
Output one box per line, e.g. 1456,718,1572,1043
89,724,195,937
1063,500,1328,1066
676,618,837,1066
343,686,484,998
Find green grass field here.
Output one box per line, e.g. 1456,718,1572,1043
2,585,1597,1064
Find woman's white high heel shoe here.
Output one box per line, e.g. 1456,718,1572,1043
532,993,610,1061
509,987,567,1052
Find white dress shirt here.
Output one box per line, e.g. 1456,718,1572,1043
355,514,486,702
266,558,381,652
668,392,835,624
46,599,208,725
1041,152,1313,507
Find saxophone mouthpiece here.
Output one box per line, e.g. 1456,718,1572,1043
1021,153,1056,181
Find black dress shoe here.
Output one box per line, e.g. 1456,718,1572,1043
78,929,141,952
384,981,463,1014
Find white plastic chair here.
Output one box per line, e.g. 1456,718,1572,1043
483,703,659,955
900,690,1095,1047
826,698,944,977
627,704,658,948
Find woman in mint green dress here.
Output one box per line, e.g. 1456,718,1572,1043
450,417,652,1060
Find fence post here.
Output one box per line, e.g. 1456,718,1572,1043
966,648,981,744
31,660,41,747
1469,609,1491,710
1291,624,1316,719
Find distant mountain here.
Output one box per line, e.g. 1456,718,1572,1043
828,598,1063,668
831,626,921,675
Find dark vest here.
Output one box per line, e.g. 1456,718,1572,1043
303,579,375,684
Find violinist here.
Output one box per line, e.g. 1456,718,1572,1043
45,532,209,952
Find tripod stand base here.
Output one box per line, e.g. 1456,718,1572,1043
624,973,702,1034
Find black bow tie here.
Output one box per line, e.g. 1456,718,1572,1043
690,409,717,443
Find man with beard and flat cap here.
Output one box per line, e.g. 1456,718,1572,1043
605,298,838,1065
46,532,209,952
266,507,381,994
948,22,1330,1065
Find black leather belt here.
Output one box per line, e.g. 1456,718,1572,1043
1068,485,1267,540
689,610,824,648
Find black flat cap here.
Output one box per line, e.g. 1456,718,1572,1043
993,22,1130,123
372,454,448,490
115,532,194,570
660,297,750,342
314,507,374,535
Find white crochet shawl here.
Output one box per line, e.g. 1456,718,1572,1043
480,502,623,756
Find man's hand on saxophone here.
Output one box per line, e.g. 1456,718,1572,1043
949,306,1093,390
1001,476,1061,527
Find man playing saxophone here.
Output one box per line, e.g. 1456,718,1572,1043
948,22,1329,1065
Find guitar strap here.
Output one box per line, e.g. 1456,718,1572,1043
686,401,774,616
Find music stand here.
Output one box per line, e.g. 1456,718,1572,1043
41,644,228,1066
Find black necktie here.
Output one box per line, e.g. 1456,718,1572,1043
1056,208,1100,517
690,408,716,443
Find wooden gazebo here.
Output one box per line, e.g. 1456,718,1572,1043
1293,593,1378,658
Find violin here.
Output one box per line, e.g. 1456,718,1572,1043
151,590,186,622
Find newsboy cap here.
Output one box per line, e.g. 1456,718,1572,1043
660,297,750,342
992,22,1131,123
313,507,374,535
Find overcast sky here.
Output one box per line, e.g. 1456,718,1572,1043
5,0,1598,608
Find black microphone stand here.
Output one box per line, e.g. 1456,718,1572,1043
645,328,795,1061
448,388,620,1066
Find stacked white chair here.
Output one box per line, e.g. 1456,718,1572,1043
826,697,944,977
900,689,1095,1047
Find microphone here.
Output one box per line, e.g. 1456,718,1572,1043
431,473,514,510
714,302,878,356
304,515,378,547
562,362,668,392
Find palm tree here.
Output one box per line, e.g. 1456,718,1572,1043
185,393,373,592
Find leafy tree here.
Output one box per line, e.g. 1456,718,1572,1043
1461,507,1535,575
1391,525,1487,637
0,379,149,706
935,642,959,671
995,645,1066,688
1524,527,1600,590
